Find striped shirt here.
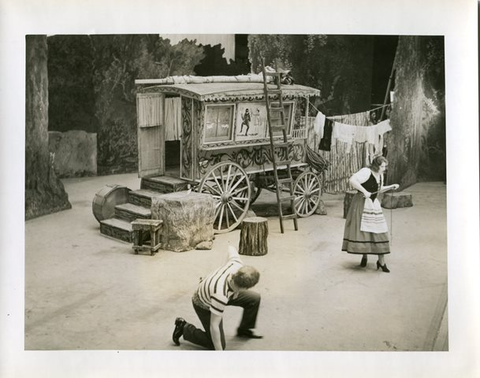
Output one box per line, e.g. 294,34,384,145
194,256,243,316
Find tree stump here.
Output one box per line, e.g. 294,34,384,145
381,192,413,209
343,190,357,219
238,217,268,256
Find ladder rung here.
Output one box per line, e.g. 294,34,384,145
275,160,291,166
271,125,287,131
273,142,290,148
279,195,295,202
281,214,298,220
267,89,282,95
264,71,281,77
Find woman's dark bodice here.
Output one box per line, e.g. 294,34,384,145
361,172,381,201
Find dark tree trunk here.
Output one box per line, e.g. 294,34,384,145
25,35,71,220
387,36,445,188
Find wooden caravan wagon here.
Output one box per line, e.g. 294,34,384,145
94,72,326,242
134,73,324,234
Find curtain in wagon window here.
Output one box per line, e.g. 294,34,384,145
165,97,182,141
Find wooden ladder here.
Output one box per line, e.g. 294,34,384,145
261,58,298,233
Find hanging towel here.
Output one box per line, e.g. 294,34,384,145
360,198,388,233
373,119,392,155
314,111,326,139
331,121,357,150
319,118,333,151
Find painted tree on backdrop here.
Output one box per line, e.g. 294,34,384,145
387,36,446,187
91,35,204,175
247,34,374,115
48,35,204,175
26,35,71,220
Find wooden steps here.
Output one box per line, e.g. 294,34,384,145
141,176,189,193
128,189,167,208
97,175,190,243
115,203,151,223
100,218,132,243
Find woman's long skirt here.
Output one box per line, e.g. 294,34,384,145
342,192,390,255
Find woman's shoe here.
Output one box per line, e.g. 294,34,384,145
376,261,390,273
360,255,368,267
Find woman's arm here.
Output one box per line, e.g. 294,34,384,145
379,181,400,193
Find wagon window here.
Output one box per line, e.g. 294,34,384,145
204,105,234,143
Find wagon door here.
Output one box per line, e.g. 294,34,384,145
136,93,165,178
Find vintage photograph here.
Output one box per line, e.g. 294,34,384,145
24,33,448,352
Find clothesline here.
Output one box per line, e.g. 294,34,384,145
307,101,390,118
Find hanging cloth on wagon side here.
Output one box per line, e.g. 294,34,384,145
164,97,182,141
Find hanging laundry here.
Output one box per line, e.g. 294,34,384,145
331,121,357,150
319,118,333,151
314,111,326,139
373,119,392,155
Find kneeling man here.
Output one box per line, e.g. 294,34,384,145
172,245,262,350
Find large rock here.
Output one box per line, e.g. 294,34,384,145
49,130,97,177
381,192,413,209
151,191,215,252
315,200,327,215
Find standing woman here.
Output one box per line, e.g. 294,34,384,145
342,156,399,272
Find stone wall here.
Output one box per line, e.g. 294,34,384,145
49,131,97,178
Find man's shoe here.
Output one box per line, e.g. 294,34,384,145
237,329,263,339
172,317,186,346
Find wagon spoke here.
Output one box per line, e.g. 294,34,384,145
230,199,246,212
229,174,246,193
232,185,249,197
211,173,224,193
294,186,306,194
225,205,230,229
204,182,222,197
217,204,225,231
308,175,318,191
214,201,223,216
227,203,239,222
232,195,249,203
295,196,306,211
224,164,232,191
303,197,310,213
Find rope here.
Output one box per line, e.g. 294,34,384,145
307,100,390,118
390,192,393,245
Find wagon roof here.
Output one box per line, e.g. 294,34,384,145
136,81,320,101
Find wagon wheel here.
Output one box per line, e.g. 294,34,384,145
293,171,321,217
199,162,251,233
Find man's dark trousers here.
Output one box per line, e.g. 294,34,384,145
182,290,261,350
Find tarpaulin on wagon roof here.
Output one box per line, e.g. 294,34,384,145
136,81,320,102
